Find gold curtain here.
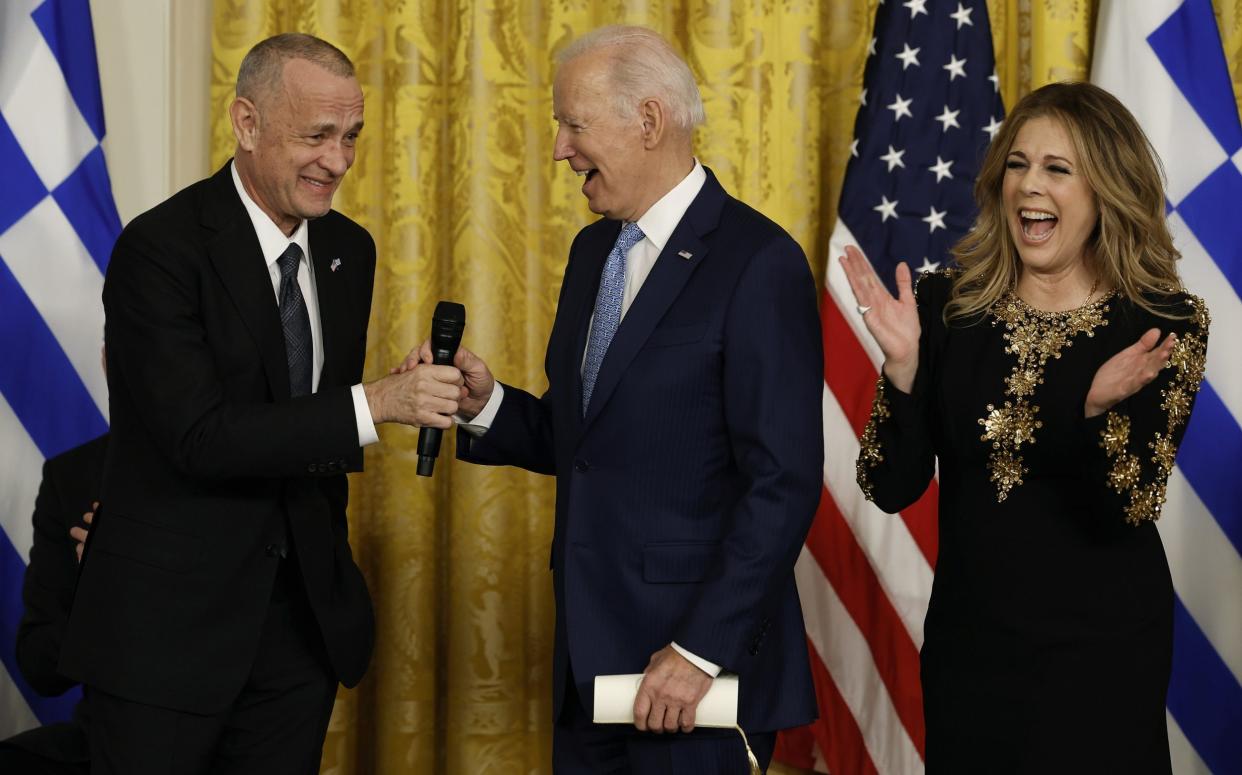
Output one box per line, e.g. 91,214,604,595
208,2,1242,772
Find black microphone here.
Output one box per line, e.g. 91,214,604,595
416,301,466,477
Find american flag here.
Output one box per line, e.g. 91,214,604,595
0,0,118,737
1093,1,1242,772
776,1,1002,771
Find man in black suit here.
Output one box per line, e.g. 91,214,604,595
0,433,104,775
58,34,463,775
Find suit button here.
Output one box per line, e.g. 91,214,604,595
574,458,589,472
307,463,316,473
265,544,279,557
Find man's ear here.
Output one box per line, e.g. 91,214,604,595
639,98,665,150
230,96,260,152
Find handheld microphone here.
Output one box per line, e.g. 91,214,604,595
416,301,466,477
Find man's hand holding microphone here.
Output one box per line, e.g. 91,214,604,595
365,301,497,475
391,342,494,422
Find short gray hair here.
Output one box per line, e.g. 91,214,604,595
236,33,355,105
558,25,705,131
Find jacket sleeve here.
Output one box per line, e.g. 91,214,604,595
855,271,945,513
102,219,371,480
671,235,824,669
456,383,557,475
1079,294,1210,524
16,456,89,696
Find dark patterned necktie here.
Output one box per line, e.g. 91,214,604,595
277,243,312,397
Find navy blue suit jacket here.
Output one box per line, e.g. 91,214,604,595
460,169,823,733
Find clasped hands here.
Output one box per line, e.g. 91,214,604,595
364,341,496,428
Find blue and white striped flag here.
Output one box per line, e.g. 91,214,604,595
1093,1,1242,773
0,0,119,737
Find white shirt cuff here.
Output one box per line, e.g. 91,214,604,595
671,642,721,677
455,383,504,438
350,383,380,446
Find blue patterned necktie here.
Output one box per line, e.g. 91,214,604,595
277,243,313,397
582,222,645,414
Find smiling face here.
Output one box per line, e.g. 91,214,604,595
552,51,654,222
1001,115,1099,275
233,58,364,235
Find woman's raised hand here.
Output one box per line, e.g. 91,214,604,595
1085,328,1178,418
839,245,921,393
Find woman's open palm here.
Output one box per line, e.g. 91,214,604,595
839,245,921,388
1085,327,1178,418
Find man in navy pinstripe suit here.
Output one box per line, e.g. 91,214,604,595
440,25,823,773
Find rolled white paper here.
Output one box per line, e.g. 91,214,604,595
592,673,739,728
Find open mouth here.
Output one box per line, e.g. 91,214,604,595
1019,209,1057,242
576,168,599,183
302,176,333,190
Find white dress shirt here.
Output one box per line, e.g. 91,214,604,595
460,160,721,677
230,163,378,446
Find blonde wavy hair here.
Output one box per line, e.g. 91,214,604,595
947,81,1184,322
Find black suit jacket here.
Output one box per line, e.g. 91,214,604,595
59,162,376,714
460,169,822,732
3,433,107,763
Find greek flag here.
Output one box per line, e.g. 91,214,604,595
0,0,119,737
1093,1,1242,773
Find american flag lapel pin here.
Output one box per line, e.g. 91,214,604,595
677,250,693,260
330,258,342,272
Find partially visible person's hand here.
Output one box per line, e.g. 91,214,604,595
452,346,495,421
633,645,713,734
391,342,427,375
1085,327,1178,418
71,501,96,563
839,245,921,392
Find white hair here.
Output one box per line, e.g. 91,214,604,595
558,25,706,132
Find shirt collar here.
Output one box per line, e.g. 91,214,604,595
634,159,706,253
230,160,310,268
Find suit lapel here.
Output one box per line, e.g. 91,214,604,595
309,224,351,388
203,163,291,400
581,171,727,429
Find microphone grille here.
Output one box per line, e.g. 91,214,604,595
433,301,466,325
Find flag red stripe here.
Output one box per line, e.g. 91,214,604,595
806,636,881,775
772,722,818,770
821,287,882,438
821,288,939,566
806,486,926,755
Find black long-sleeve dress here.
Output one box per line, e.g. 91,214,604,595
857,269,1210,774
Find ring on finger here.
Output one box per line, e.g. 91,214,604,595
857,305,872,315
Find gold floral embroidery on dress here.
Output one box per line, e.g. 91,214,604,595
857,377,890,501
980,290,1114,501
1100,295,1211,524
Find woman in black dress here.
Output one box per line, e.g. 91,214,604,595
839,82,1210,773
